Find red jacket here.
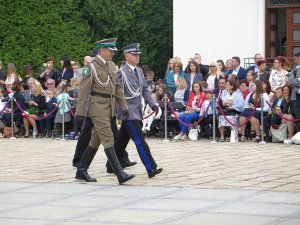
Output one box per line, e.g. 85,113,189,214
187,92,206,109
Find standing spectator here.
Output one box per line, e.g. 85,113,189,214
38,57,58,89
204,62,223,90
0,60,5,82
173,81,205,141
5,63,21,93
184,60,203,102
21,65,34,90
71,62,82,81
239,80,270,142
247,53,264,73
193,53,209,77
217,59,226,74
281,85,295,142
173,77,187,104
224,59,233,77
145,70,155,93
254,60,270,81
164,58,175,81
165,61,185,96
239,80,250,100
23,80,46,138
226,56,247,81
269,56,288,92
288,52,300,133
262,79,275,103
218,79,244,141
57,56,73,85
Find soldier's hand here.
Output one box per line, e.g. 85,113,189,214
76,115,84,127
152,105,159,116
122,109,129,120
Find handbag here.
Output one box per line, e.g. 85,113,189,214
188,128,198,141
3,125,20,138
270,123,287,143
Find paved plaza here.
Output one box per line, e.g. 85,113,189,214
0,138,299,224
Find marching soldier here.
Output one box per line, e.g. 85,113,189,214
106,43,163,178
75,38,135,184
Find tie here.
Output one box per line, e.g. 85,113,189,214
134,68,138,77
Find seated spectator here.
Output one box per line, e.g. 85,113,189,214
200,81,208,92
218,79,244,142
263,87,285,141
262,79,275,103
2,81,25,128
281,85,295,141
165,61,185,96
239,80,270,142
198,88,217,138
239,80,250,100
43,78,57,99
227,56,247,81
173,81,205,141
254,60,270,81
184,60,203,102
269,56,288,92
23,80,46,138
215,77,227,100
246,70,255,92
142,103,162,132
204,62,223,90
153,83,170,102
173,77,187,105
22,78,35,105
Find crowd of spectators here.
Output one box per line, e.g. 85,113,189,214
0,52,299,144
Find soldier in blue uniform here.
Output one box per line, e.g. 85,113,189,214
106,43,163,178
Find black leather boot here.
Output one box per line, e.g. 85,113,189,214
105,147,135,184
75,146,97,182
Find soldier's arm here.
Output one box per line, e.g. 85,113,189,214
115,69,128,111
75,65,92,116
289,69,300,88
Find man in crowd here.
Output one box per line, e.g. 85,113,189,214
226,56,247,81
38,57,58,89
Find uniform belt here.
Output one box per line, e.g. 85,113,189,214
91,92,115,98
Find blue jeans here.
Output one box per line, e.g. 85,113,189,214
178,112,199,133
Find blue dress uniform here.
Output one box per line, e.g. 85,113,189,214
108,43,163,178
74,38,135,184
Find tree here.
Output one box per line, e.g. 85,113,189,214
0,0,92,77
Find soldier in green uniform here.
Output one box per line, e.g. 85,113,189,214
75,38,135,184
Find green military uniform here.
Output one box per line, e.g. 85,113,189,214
75,38,135,184
76,56,127,149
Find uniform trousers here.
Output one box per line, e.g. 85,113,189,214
73,116,130,165
115,120,157,172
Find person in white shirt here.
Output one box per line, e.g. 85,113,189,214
269,56,288,92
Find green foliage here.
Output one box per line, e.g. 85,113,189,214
0,0,173,79
0,0,92,77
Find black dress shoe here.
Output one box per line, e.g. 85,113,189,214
122,161,137,168
148,168,163,178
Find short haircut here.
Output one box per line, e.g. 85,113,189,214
232,56,240,64
200,81,208,89
45,56,54,63
146,70,154,78
239,79,249,87
257,60,266,66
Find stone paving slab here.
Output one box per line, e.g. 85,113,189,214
0,138,300,224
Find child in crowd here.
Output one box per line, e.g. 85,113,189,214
40,90,57,138
68,76,80,137
55,81,73,136
146,70,156,93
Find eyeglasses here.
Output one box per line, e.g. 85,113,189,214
47,83,54,86
209,65,216,68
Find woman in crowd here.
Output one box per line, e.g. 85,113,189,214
153,83,169,102
23,80,46,138
246,70,255,92
218,79,244,141
254,60,270,81
5,63,21,93
217,59,226,74
173,81,206,141
281,85,295,142
58,56,73,85
2,81,25,128
21,65,34,90
269,56,288,92
173,77,187,104
239,80,250,100
262,79,275,103
184,60,203,102
165,61,185,96
164,58,175,81
239,80,270,142
204,62,223,90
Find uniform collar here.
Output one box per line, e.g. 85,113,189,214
97,55,107,65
